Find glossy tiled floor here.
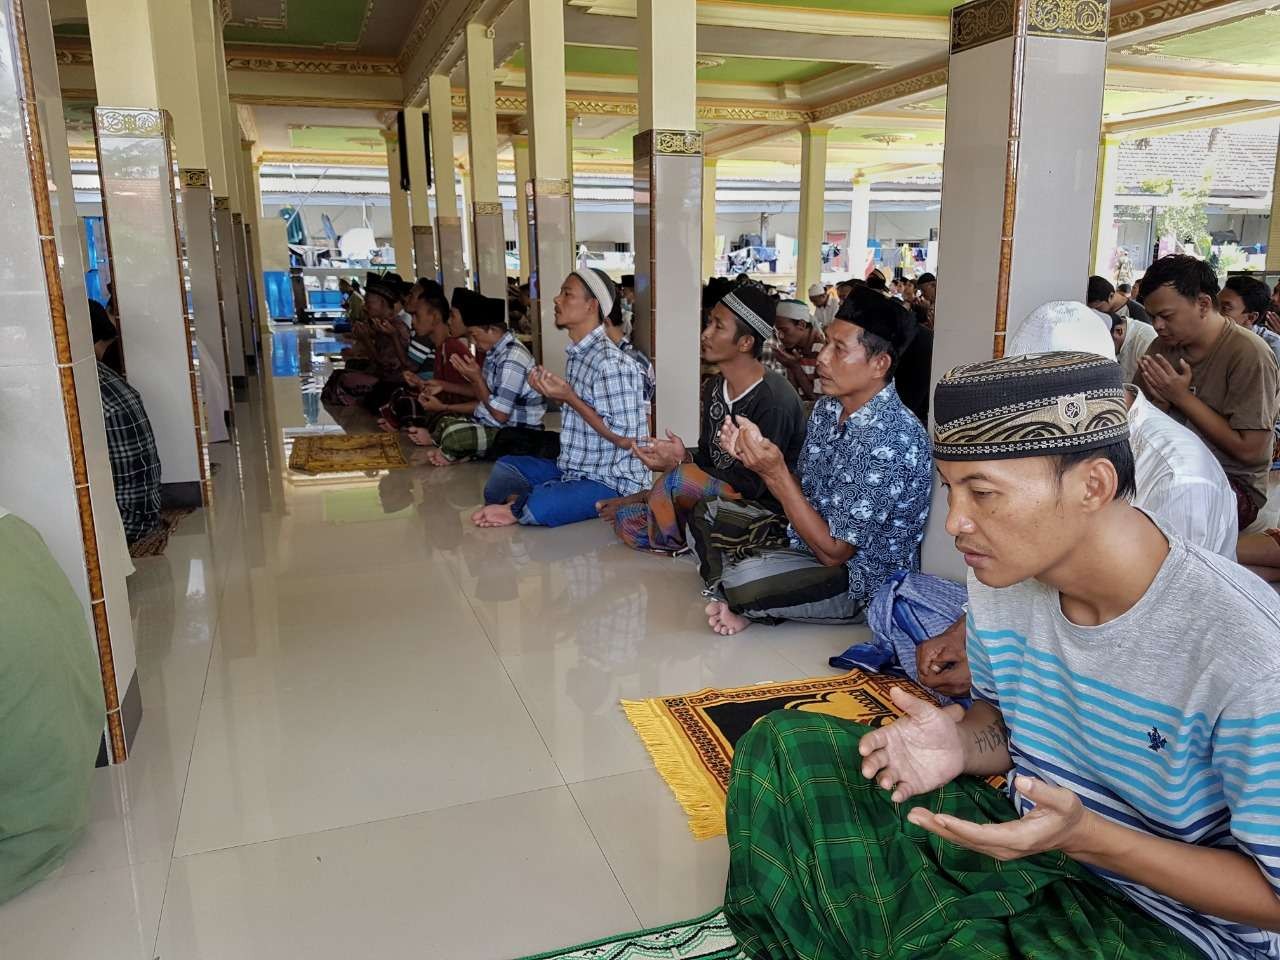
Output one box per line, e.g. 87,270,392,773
0,327,869,960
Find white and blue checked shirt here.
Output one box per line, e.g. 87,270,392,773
474,332,545,429
559,325,650,495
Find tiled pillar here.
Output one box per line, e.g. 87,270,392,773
93,108,207,502
921,0,1109,579
5,0,139,760
523,0,573,373
466,21,508,301
429,74,467,291
241,143,268,333
179,169,234,409
403,106,436,279
1091,133,1121,278
231,212,256,367
461,168,477,285
795,123,830,297
567,116,577,252
848,175,871,278
214,199,248,385
702,156,718,278
513,134,532,283
382,130,414,274
634,0,701,442
1268,135,1280,270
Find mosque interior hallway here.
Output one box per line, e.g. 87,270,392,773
0,324,868,959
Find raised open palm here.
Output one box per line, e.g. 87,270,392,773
858,687,965,803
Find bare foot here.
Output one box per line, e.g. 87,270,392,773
705,600,751,636
407,426,435,447
376,417,395,433
426,448,457,467
472,504,518,527
596,492,646,522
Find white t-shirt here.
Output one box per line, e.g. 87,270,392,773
1128,390,1237,559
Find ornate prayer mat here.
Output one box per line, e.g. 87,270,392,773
128,506,196,559
515,910,743,960
622,670,938,839
287,432,408,474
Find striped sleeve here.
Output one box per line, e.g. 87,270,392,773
1213,681,1280,893
965,609,1000,708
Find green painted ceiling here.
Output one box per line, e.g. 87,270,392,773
288,125,384,151
1153,14,1280,68
1101,89,1209,117
829,126,944,147
509,44,842,84
729,0,962,15
224,0,368,47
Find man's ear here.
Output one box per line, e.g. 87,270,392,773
1077,456,1120,513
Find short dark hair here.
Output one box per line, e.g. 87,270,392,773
1138,255,1219,304
865,270,887,291
1224,275,1272,318
1086,275,1115,305
732,315,766,359
1052,439,1137,501
89,299,117,344
916,272,936,286
857,327,899,379
1117,283,1131,294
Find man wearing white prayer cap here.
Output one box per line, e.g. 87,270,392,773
808,282,837,330
1008,301,1236,558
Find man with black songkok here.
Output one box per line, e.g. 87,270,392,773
723,351,1280,960
694,292,931,635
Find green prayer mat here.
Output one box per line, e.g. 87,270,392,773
724,711,1202,960
514,910,744,960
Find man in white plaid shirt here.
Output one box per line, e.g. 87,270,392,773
473,268,650,528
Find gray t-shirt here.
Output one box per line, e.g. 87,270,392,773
967,525,1280,960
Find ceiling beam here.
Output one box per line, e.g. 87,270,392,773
1103,98,1280,137
1108,0,1277,47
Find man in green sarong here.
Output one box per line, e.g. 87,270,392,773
724,352,1280,959
0,509,105,904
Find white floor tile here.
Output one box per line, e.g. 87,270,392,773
157,787,639,960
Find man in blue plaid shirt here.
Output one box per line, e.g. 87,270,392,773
419,290,546,466
473,269,650,528
92,303,162,543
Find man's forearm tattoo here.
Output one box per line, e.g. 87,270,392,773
972,718,1009,755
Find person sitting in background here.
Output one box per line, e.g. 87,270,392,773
473,269,649,528
1010,299,1238,558
770,299,824,403
1138,255,1279,530
864,270,888,293
411,291,545,466
601,300,656,409
322,273,411,407
808,282,837,329
0,507,106,906
339,277,364,324
723,351,1280,960
1108,306,1157,383
1088,274,1151,325
91,305,162,544
599,285,805,554
868,284,932,426
696,292,931,636
1221,274,1280,368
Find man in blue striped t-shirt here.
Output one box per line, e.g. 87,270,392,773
723,351,1280,960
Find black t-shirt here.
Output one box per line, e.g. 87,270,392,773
894,321,933,426
693,371,807,502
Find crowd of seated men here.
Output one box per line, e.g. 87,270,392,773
323,253,1280,957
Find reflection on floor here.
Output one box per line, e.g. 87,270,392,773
0,325,871,960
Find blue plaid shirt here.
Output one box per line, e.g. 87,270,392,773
560,325,650,495
98,362,162,542
474,332,545,429
790,383,932,603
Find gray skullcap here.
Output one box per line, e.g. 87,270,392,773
775,299,811,324
721,285,777,342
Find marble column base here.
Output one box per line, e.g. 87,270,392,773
413,224,437,282
435,216,467,292
472,202,508,303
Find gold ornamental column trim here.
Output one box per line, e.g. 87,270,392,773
180,168,211,188
651,129,705,156
950,0,1016,53
533,177,571,198
213,196,230,210
95,107,166,138
473,201,504,216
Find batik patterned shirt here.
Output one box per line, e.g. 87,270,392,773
97,362,162,542
789,383,931,602
474,332,545,429
559,324,650,495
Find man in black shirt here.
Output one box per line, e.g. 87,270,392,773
598,285,807,553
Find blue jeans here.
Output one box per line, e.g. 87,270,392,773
483,456,622,528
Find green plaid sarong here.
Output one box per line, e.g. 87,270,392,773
431,415,500,463
724,712,1202,960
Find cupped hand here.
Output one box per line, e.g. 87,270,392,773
633,430,686,472
528,366,574,402
858,686,966,803
449,351,483,384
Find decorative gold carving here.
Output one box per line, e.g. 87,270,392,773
54,43,92,66
452,118,468,133
258,149,384,166
231,212,243,225
451,92,467,109
533,178,571,198
1110,0,1232,34
180,168,210,188
95,108,166,138
398,0,448,69
473,201,504,216
696,55,727,70
436,215,462,227
412,225,434,236
1028,0,1108,40
214,196,231,210
950,0,1015,54
224,52,397,75
810,65,948,122
652,129,704,156
217,0,232,25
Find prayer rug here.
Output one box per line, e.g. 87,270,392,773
287,432,408,474
515,910,743,960
128,506,196,559
623,670,947,839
